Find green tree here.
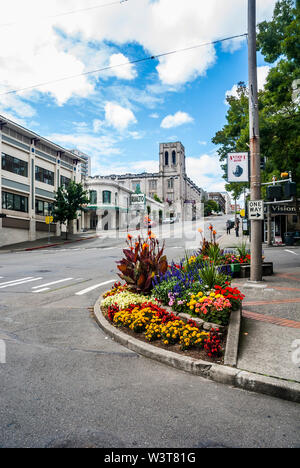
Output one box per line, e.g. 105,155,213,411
213,0,300,196
53,181,89,240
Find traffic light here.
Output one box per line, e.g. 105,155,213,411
284,181,297,198
260,157,266,170
267,185,282,201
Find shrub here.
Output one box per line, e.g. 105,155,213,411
117,233,168,293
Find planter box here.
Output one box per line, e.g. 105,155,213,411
240,262,274,278
230,263,241,274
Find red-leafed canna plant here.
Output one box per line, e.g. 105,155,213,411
117,232,168,293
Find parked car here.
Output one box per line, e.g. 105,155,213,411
162,217,176,224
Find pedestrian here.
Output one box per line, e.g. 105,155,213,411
226,220,231,235
235,221,239,237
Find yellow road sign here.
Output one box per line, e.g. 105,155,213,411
45,216,54,224
240,209,245,218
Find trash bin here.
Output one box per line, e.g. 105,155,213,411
284,233,295,246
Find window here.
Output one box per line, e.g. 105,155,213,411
60,175,71,188
1,152,28,177
2,191,28,213
89,190,97,205
168,178,174,189
35,199,53,216
149,180,157,190
132,181,141,192
115,193,118,206
102,190,111,204
172,150,176,165
35,166,54,186
165,151,169,166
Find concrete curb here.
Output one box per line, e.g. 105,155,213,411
224,307,241,367
0,235,99,253
94,297,300,403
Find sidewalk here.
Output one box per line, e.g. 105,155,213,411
0,231,99,253
233,267,300,384
218,230,250,250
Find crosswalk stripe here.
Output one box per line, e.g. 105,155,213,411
0,277,33,286
75,279,115,296
0,277,43,289
32,278,74,289
33,288,50,293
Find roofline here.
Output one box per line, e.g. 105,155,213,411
0,114,85,163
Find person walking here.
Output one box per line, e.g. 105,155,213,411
226,220,231,235
235,219,240,237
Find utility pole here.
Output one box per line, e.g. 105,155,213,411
248,0,262,281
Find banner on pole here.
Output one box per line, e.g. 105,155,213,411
227,153,249,182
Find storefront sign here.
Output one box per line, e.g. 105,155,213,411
264,204,299,215
227,152,249,182
130,193,146,211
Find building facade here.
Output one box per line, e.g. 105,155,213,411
100,142,206,221
0,115,84,247
83,176,165,231
71,149,91,178
207,192,226,213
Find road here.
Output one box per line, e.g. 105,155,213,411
0,215,299,448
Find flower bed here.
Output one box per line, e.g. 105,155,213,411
100,227,245,362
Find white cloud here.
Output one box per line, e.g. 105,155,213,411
104,102,137,131
93,119,105,133
186,153,225,192
161,111,193,129
108,53,137,80
0,0,277,121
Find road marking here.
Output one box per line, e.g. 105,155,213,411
0,277,34,286
75,279,115,296
0,277,43,289
33,288,50,293
32,278,74,290
285,249,299,255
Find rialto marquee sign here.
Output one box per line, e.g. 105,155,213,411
227,152,249,183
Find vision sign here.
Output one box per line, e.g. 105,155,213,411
227,153,249,182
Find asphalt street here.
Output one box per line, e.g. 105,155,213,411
0,216,299,448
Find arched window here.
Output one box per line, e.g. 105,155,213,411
172,150,176,165
102,190,111,204
89,190,97,205
165,151,169,166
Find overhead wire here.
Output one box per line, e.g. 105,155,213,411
0,33,248,97
0,0,129,28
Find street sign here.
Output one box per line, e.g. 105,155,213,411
240,209,245,218
45,216,54,224
248,200,264,220
227,152,249,182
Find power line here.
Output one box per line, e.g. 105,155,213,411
0,33,248,97
0,0,129,28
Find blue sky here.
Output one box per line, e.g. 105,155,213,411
0,0,277,196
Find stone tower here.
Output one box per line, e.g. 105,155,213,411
159,142,187,219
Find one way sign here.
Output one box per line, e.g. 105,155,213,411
248,200,264,220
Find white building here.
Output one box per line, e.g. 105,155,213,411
0,115,85,247
70,149,91,178
83,176,165,231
